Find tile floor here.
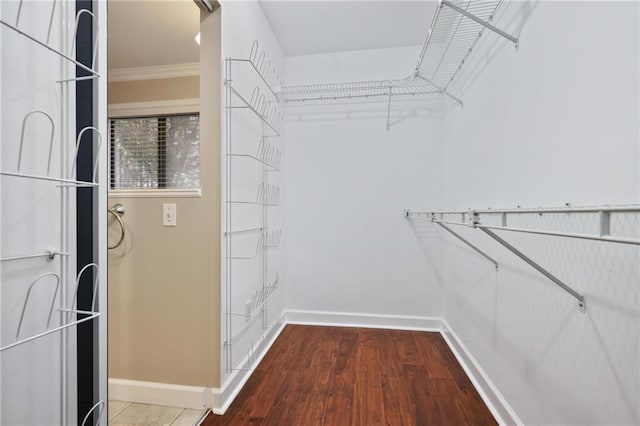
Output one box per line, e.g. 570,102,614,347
108,401,207,426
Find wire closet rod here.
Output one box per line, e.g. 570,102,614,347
423,205,640,215
405,204,640,313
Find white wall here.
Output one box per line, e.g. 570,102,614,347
283,46,445,319
437,2,640,424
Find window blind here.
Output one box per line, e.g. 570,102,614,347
109,114,200,189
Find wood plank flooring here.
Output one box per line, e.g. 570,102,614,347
202,325,496,426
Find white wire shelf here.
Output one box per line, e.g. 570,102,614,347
225,40,284,136
224,226,264,236
0,113,102,187
0,5,99,79
228,40,282,99
227,153,279,171
228,275,279,321
225,39,284,375
0,264,100,352
415,0,508,92
227,182,281,208
0,310,101,352
0,171,100,187
279,80,440,103
278,0,518,123
226,230,282,260
227,84,283,136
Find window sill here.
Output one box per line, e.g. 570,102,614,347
108,188,202,198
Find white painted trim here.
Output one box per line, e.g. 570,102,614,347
108,99,200,118
108,378,213,410
108,188,202,199
108,63,199,82
284,309,442,331
440,320,524,426
211,321,286,415
195,410,212,426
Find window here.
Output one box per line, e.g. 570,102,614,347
109,114,200,189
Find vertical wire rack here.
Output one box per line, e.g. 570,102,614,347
0,0,105,423
224,40,284,375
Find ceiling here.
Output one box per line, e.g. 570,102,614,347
108,0,200,69
260,1,437,57
107,1,438,69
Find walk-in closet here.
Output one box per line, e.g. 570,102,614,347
2,0,639,425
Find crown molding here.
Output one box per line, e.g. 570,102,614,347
108,98,200,117
108,63,199,82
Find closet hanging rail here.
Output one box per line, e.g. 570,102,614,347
406,204,640,313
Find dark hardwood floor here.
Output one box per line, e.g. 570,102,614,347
202,325,496,426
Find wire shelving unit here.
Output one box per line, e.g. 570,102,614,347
0,0,106,424
278,0,519,129
224,40,284,375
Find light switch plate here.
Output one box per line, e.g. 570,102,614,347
163,203,177,227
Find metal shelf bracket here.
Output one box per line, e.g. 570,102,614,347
477,225,586,313
437,221,499,270
441,0,519,49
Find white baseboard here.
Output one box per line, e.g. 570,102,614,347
440,320,523,426
284,309,442,331
211,320,286,415
108,378,214,410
